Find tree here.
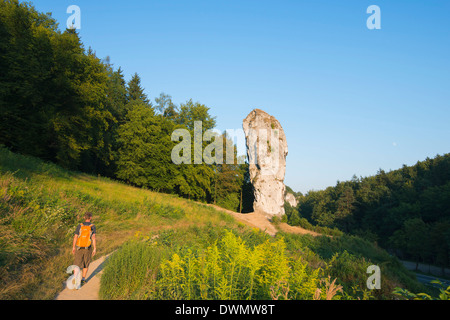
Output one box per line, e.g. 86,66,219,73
175,164,214,201
154,92,179,120
239,162,254,213
51,43,113,171
176,99,216,132
0,1,119,172
390,218,429,269
126,72,150,105
105,67,128,122
116,103,177,192
213,133,244,211
0,0,59,159
311,197,335,227
335,186,356,232
429,221,450,272
167,99,218,202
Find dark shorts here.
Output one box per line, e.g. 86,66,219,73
74,247,92,269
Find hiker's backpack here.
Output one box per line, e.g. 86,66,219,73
76,224,92,248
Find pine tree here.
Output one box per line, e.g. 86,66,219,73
0,0,58,159
126,72,150,105
106,67,128,122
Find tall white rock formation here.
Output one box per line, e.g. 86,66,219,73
243,109,288,217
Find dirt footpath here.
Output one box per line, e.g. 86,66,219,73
55,253,112,300
206,204,322,237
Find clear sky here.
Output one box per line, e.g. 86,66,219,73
32,0,450,194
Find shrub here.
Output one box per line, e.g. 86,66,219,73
153,230,329,300
394,281,450,300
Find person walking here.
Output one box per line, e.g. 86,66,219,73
72,212,97,286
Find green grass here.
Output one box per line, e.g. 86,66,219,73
0,147,240,299
0,146,429,300
100,225,327,300
101,223,430,300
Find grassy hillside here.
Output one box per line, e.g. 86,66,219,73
0,147,429,300
0,146,238,299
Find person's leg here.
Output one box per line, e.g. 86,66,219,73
81,248,93,284
74,249,82,269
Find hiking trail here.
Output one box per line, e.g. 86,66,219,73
55,253,112,300
55,206,322,300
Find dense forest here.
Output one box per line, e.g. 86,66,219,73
0,0,253,212
286,154,450,269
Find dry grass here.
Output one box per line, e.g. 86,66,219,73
276,222,324,237
313,276,343,300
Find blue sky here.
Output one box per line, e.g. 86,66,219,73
32,0,450,193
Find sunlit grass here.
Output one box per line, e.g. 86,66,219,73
0,147,239,299
0,147,428,300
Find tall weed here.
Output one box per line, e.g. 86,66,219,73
153,230,328,300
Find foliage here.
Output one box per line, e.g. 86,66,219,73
394,281,450,300
1,0,443,302
102,228,336,300
176,99,216,132
126,72,150,105
279,231,426,299
102,225,428,300
291,154,450,268
116,103,177,192
0,147,427,300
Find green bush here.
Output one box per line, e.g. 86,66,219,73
394,281,450,300
280,232,425,299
